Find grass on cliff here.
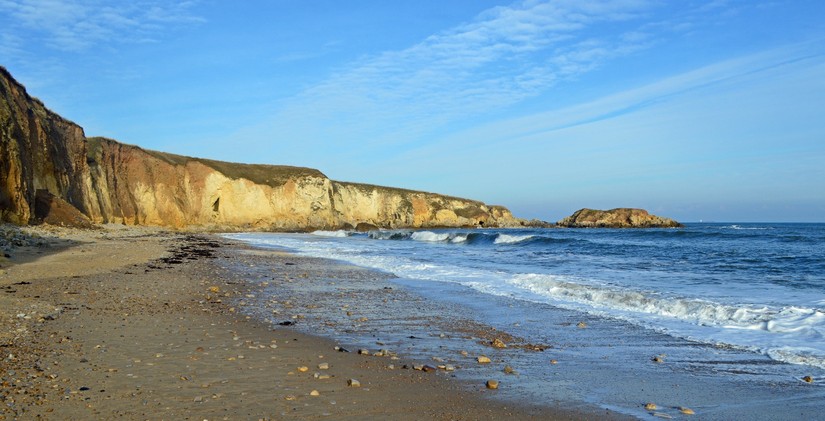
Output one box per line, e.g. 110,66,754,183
86,137,325,187
337,181,485,205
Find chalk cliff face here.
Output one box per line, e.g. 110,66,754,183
557,208,682,228
0,67,524,230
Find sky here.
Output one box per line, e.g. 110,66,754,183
1,0,824,222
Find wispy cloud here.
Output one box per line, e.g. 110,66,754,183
0,0,204,52
408,41,825,152
271,0,660,148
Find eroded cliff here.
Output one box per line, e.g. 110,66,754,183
0,67,523,230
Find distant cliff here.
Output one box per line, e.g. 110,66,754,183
557,208,682,228
0,66,524,230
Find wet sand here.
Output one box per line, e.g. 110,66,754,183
0,225,623,420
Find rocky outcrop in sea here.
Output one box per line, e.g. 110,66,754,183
557,208,682,228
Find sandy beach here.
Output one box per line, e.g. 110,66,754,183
0,225,625,420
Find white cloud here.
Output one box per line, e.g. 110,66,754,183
0,0,204,51
268,0,661,151
406,41,825,153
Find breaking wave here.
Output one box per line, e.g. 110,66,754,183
508,273,825,368
311,230,352,237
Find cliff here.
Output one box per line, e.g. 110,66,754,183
557,208,682,228
0,67,524,230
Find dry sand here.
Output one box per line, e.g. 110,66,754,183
0,225,622,420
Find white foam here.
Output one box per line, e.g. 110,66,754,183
722,225,772,230
507,273,823,332
311,230,350,237
494,234,534,244
450,234,469,243
507,273,825,368
411,231,451,242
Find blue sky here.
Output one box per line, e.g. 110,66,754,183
2,0,824,222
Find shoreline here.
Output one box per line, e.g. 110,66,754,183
0,225,619,420
224,230,825,420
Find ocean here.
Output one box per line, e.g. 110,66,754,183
225,223,825,419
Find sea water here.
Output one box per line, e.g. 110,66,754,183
228,223,825,369
225,223,825,418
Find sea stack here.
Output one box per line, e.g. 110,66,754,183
557,208,682,228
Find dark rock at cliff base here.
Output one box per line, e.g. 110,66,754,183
557,208,682,228
355,222,379,232
34,190,96,229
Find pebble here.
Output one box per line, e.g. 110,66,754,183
652,356,664,363
347,378,361,387
422,365,437,372
491,338,507,348
477,356,492,364
358,349,370,355
444,364,456,372
310,390,320,396
679,407,695,415
644,402,657,411
297,366,309,372
318,362,329,370
503,365,516,375
577,321,587,328
803,376,814,383
550,359,558,365
486,379,499,389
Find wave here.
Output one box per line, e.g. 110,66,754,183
368,230,414,241
494,234,535,244
509,273,823,334
311,230,352,237
508,273,825,368
367,230,544,246
411,231,452,242
721,225,773,231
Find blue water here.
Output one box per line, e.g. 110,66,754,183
226,223,825,369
